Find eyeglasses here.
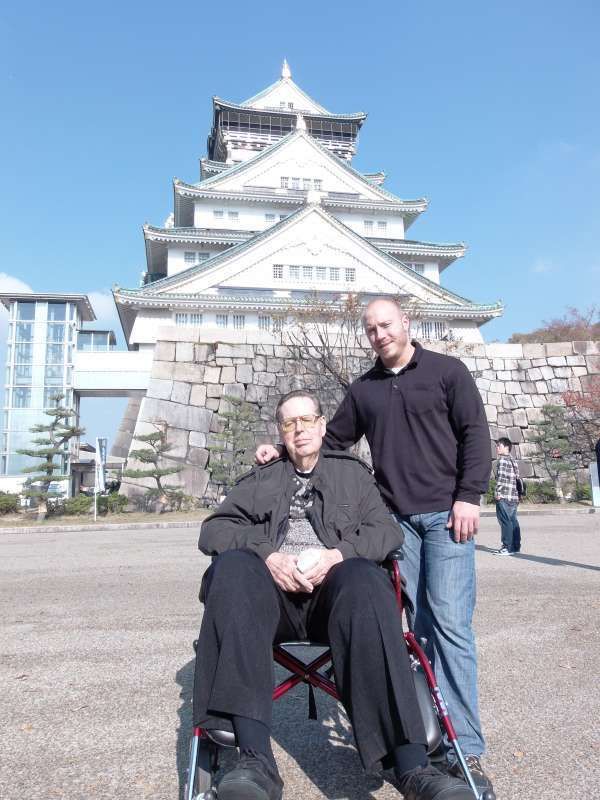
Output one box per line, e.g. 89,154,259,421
278,414,322,433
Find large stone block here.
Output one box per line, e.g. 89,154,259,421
220,366,236,383
487,392,502,406
586,355,600,373
187,446,209,468
156,326,200,343
519,443,540,458
476,358,491,370
517,460,534,478
549,378,569,392
216,357,233,366
489,381,506,394
189,430,207,448
482,370,496,380
498,370,512,381
535,381,548,393
274,346,293,358
545,342,573,357
147,378,173,401
505,381,521,394
527,367,543,381
512,409,528,427
176,342,195,362
553,367,572,378
252,355,267,371
547,356,567,367
154,341,176,361
255,371,277,386
173,363,205,384
143,398,213,433
517,359,532,370
254,344,274,356
519,381,537,393
461,357,477,371
216,343,254,359
171,381,191,404
222,383,246,399
206,384,223,398
485,405,497,422
514,394,534,408
507,426,523,442
194,344,212,363
203,366,221,384
526,407,544,423
190,384,207,406
539,366,554,380
502,395,518,410
151,360,176,380
522,344,546,358
478,390,488,404
492,358,505,371
572,367,587,377
486,343,523,357
267,358,284,373
573,341,599,355
166,427,189,459
475,377,491,390
566,355,586,366
246,384,269,403
206,398,220,411
497,412,514,427
236,364,253,384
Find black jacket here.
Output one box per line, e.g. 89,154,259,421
199,451,404,563
323,342,491,515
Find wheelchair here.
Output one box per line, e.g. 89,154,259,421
185,550,494,800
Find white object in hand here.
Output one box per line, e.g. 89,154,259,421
296,549,321,573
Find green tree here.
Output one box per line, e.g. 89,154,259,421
530,404,574,502
206,396,259,501
17,393,84,518
122,422,183,510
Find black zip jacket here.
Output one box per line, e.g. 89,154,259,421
199,451,404,562
323,342,491,515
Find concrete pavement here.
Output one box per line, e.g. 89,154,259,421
1,515,599,799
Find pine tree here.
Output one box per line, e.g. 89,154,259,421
17,393,85,518
530,404,574,502
122,422,183,509
206,396,259,501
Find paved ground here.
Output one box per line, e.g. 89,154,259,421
1,515,598,800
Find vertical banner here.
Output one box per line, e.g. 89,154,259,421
95,437,107,494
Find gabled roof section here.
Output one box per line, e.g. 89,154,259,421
123,204,493,313
240,60,331,116
182,129,424,208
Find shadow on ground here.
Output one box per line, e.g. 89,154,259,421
475,544,600,572
174,650,392,800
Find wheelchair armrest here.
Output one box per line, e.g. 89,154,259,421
385,547,404,561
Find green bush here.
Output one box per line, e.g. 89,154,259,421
526,480,557,504
97,493,128,514
571,482,592,502
485,479,496,504
63,494,93,515
0,491,20,515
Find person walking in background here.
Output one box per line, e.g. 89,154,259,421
494,437,521,555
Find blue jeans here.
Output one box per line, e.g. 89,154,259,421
496,500,521,552
393,511,485,758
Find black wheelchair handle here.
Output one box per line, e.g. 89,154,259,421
386,548,404,561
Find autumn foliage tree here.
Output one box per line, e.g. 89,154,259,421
509,306,600,343
562,375,600,462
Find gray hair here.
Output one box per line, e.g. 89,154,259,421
275,390,323,422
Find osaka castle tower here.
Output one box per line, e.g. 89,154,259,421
113,61,502,347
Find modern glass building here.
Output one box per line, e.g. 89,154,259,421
0,294,100,477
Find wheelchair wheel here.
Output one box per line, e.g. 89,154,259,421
184,735,217,800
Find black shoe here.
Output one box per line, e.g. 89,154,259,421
448,755,495,798
218,749,283,800
397,764,476,799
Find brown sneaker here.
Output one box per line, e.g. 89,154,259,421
448,755,495,798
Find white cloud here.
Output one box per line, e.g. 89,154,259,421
531,259,554,274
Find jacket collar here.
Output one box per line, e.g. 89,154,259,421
374,340,423,375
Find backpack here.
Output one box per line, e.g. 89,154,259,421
516,477,526,499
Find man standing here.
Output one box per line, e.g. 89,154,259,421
256,299,494,796
493,437,521,555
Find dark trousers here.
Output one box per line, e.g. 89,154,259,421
496,500,521,552
192,549,427,772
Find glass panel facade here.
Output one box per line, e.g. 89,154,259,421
47,323,65,343
77,332,93,350
47,303,66,321
46,344,64,364
16,322,34,341
17,302,35,320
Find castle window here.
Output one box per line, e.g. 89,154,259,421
408,263,425,275
345,268,356,283
273,264,283,279
216,314,229,328
184,252,196,264
280,177,289,189
315,267,326,281
377,221,387,232
265,213,276,223
364,220,373,232
329,267,340,281
289,266,300,280
302,266,313,280
233,314,245,330
213,209,224,218
258,315,271,331
228,211,239,221
291,177,300,190
303,178,312,190
313,179,323,191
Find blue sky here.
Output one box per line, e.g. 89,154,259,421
1,0,599,445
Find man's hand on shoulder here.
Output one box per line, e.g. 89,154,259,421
265,552,313,593
446,500,480,543
302,548,343,587
255,443,283,465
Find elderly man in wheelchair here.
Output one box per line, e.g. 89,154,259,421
190,389,485,800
